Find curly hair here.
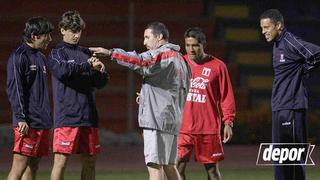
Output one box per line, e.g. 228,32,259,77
59,10,85,32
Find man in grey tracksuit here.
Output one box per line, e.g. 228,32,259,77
90,21,190,180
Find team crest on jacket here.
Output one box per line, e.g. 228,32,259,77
279,54,286,62
30,65,37,71
43,65,47,74
202,67,211,76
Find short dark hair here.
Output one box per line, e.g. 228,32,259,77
184,27,206,44
146,22,169,41
260,9,284,26
22,16,54,43
59,10,85,32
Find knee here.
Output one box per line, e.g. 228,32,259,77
207,168,220,177
55,160,67,170
28,161,40,172
53,155,68,170
163,164,178,173
177,160,187,174
205,164,221,178
163,164,174,170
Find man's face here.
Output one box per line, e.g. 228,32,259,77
260,18,281,42
185,37,205,61
143,28,159,50
61,28,82,44
33,33,52,50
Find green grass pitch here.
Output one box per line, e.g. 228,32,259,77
1,168,319,180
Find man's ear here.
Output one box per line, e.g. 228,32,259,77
158,33,163,40
60,28,66,35
202,43,207,49
276,22,282,31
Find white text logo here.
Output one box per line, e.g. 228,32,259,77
186,93,206,103
190,77,209,90
256,143,315,166
61,141,71,146
25,144,34,149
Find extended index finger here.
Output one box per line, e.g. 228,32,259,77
89,47,100,52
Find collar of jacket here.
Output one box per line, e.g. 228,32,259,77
23,43,39,53
159,43,180,51
60,41,79,49
276,28,287,42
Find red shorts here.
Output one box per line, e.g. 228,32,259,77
53,127,101,155
13,128,51,157
178,133,224,163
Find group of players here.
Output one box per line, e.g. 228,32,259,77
7,11,108,180
6,8,320,180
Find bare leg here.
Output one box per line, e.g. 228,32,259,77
147,163,165,180
51,153,69,180
204,163,221,180
80,154,96,180
177,160,187,180
7,153,29,180
163,164,181,180
21,157,41,180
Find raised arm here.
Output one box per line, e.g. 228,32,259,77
48,48,93,81
90,47,177,76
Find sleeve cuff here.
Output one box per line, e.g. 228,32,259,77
224,120,234,128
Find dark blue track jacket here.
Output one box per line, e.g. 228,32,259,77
7,43,52,128
272,29,320,111
48,42,108,128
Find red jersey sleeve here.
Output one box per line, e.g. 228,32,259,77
217,62,236,125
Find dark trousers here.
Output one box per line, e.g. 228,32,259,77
272,109,307,180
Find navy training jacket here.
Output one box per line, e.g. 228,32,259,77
48,42,108,128
7,43,52,128
272,29,320,111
